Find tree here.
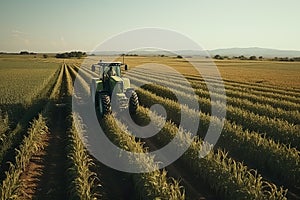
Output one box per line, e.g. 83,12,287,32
214,55,223,60
20,51,29,55
279,57,289,61
176,55,183,59
249,56,257,60
238,55,247,60
55,51,86,59
43,54,48,58
293,57,300,61
259,56,263,60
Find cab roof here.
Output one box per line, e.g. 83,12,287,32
98,61,122,66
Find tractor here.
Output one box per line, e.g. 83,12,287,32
90,61,139,117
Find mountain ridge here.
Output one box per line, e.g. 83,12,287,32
91,47,300,58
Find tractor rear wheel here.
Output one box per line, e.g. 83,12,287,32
129,91,139,114
98,93,112,117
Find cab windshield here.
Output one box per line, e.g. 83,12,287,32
103,64,121,77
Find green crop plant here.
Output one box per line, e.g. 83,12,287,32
129,71,299,124
67,113,100,200
101,114,185,200
135,87,300,189
129,70,300,111
0,114,48,200
130,76,300,149
69,67,185,200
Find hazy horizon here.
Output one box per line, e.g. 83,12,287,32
1,0,299,52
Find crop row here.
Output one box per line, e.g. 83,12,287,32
128,70,300,111
134,67,300,98
128,106,288,199
129,76,300,149
0,114,48,199
0,63,66,199
50,63,65,100
167,71,300,103
128,72,299,125
67,113,100,199
69,65,186,199
76,64,290,199
135,88,300,189
183,72,300,98
102,115,185,199
72,64,96,83
0,65,62,166
0,112,9,148
0,63,60,106
0,63,99,199
60,64,100,199
67,64,90,97
64,64,74,96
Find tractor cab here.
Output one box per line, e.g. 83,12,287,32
90,61,138,117
94,62,122,78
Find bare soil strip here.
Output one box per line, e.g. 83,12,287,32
20,68,68,199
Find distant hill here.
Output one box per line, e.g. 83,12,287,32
209,47,300,58
91,47,300,58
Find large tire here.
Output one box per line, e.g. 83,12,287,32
129,91,139,114
95,92,99,106
98,93,112,117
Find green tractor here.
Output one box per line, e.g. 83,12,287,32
90,61,139,117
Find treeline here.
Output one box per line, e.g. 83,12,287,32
214,54,300,62
20,51,37,55
214,55,263,60
273,57,300,62
55,51,86,59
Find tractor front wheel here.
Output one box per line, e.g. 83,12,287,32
129,91,139,114
98,93,112,117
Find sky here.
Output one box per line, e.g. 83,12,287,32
0,0,299,52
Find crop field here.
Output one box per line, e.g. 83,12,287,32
0,55,299,200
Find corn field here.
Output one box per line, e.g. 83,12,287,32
0,57,299,200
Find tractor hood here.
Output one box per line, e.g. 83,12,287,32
110,76,123,82
110,76,131,90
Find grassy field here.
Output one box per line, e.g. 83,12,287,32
0,55,299,200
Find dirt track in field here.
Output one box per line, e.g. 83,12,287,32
20,104,68,200
33,103,68,199
19,70,69,199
